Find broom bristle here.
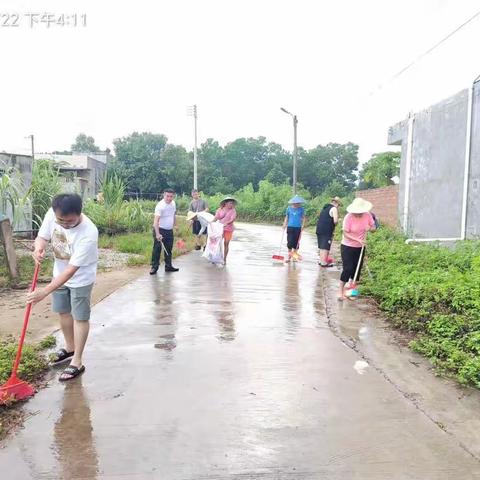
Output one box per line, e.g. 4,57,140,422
0,375,35,404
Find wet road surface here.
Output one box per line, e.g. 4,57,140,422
2,223,480,479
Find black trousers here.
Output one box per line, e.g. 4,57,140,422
151,228,174,268
287,227,301,250
340,244,364,283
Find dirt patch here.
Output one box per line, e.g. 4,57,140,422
0,267,145,342
1,238,146,341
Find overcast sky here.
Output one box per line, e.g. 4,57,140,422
1,0,480,162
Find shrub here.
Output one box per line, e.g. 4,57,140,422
84,176,153,235
202,180,346,225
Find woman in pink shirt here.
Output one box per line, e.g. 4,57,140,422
214,197,237,264
339,198,376,300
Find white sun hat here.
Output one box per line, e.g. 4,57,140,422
346,197,373,214
186,211,197,221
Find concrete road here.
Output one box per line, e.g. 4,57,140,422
2,223,480,479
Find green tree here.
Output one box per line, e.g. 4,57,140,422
161,144,193,193
222,137,269,190
112,132,168,193
265,164,289,185
359,151,400,189
71,133,100,152
299,142,359,194
198,139,225,194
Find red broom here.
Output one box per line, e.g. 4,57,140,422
0,263,40,405
272,228,285,263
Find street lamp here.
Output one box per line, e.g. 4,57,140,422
187,105,198,190
280,107,298,194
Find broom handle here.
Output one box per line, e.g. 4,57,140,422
352,245,365,284
160,239,171,258
296,230,302,249
278,228,285,255
11,263,40,377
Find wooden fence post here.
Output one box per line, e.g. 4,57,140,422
0,217,18,280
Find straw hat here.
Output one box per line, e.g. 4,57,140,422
331,196,342,206
346,197,373,214
288,195,306,204
186,211,197,221
221,196,237,205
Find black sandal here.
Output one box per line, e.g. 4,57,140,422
51,348,74,365
59,365,85,382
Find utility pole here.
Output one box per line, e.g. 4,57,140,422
187,105,199,190
281,108,298,194
193,104,198,190
293,115,298,195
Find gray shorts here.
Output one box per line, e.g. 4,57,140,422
52,284,94,321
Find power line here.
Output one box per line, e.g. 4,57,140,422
370,7,480,95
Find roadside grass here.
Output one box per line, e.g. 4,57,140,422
99,219,196,266
362,227,480,388
0,334,56,438
0,251,53,289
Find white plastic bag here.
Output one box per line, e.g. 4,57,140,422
196,211,215,235
203,221,224,264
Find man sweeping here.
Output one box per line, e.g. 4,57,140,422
150,188,179,274
28,193,98,381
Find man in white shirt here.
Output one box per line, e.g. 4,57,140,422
27,193,98,381
150,188,179,274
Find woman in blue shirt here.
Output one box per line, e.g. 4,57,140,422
282,195,306,262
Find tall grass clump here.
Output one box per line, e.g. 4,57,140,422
30,159,61,227
0,162,31,228
84,175,152,234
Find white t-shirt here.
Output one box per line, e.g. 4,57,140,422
154,200,176,230
38,208,98,288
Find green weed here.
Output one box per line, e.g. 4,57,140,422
363,228,480,387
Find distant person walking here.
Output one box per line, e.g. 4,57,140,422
150,188,179,274
338,197,376,300
188,189,209,250
282,195,306,262
28,193,98,381
316,196,341,267
214,197,237,264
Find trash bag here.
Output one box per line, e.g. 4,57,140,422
197,211,215,235
203,221,224,264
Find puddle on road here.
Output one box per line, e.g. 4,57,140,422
354,360,369,375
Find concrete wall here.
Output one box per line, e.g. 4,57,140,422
388,83,480,240
467,84,480,237
356,186,399,228
0,153,33,232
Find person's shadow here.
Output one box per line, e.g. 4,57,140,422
150,278,178,353
213,270,236,342
283,268,301,338
53,379,98,479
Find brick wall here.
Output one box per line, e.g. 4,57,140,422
355,185,399,228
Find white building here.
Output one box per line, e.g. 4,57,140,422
35,152,109,199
